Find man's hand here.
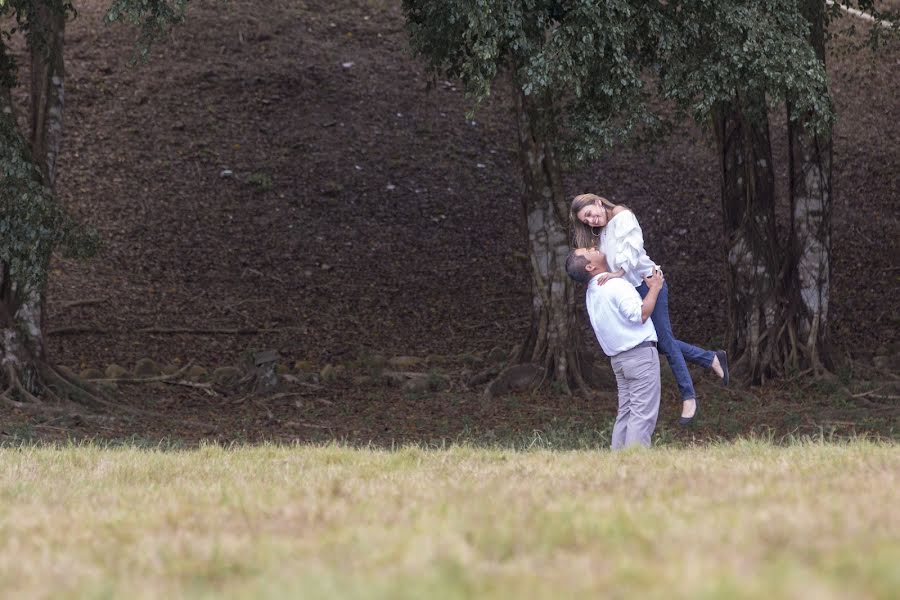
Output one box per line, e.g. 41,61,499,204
644,266,664,291
639,267,664,323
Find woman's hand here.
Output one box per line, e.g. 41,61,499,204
595,268,625,286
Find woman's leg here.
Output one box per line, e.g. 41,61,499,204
636,281,715,401
676,340,716,368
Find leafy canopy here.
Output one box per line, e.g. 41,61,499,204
403,0,657,161
655,0,833,133
403,0,834,159
105,0,193,61
0,117,99,287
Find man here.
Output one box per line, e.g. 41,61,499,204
565,247,665,449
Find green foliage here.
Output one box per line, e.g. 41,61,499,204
246,171,274,192
0,118,100,289
826,0,900,53
104,0,193,61
403,0,837,158
0,1,75,87
0,1,74,26
403,0,656,161
655,0,833,134
0,33,15,90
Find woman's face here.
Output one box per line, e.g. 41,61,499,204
577,202,608,228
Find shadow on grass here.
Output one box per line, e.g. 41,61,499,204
1,422,896,452
1,371,896,451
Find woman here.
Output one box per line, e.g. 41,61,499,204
570,193,727,425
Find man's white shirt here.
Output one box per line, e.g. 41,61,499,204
585,275,658,357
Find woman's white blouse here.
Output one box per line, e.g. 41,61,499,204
598,210,658,287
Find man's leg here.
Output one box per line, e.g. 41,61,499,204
610,356,631,450
623,347,661,448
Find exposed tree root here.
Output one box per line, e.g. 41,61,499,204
59,298,106,310
728,327,836,386
1,359,191,422
0,394,68,414
41,364,112,408
161,380,216,394
3,364,45,406
847,359,900,382
0,371,74,416
86,362,193,385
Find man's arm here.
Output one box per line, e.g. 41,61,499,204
640,267,665,322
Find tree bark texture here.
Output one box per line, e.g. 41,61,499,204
713,93,785,384
30,3,66,189
0,4,66,396
787,0,833,373
511,85,589,393
0,84,44,395
0,276,44,395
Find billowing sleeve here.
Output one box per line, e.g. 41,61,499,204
612,212,648,275
615,283,645,324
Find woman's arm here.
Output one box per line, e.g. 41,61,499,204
611,211,653,278
595,268,626,286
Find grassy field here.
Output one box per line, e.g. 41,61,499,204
0,440,897,599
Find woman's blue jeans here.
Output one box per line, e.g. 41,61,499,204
636,280,714,401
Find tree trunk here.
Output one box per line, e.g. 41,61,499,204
0,6,66,398
30,2,66,189
0,85,45,396
511,84,589,393
0,275,44,396
787,0,833,374
713,93,786,384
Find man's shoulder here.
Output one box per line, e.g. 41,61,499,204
602,278,636,294
586,277,635,300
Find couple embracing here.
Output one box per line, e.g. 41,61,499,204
566,194,729,449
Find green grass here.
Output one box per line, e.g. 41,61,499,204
0,440,897,598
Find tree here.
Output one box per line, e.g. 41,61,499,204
787,0,832,375
712,91,785,384
0,0,190,406
1,1,94,403
402,0,657,392
784,1,899,376
403,0,843,387
655,0,835,383
659,1,899,383
403,0,900,390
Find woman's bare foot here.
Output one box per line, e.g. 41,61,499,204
681,399,697,419
711,355,724,379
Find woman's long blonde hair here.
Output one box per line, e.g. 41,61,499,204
569,193,622,249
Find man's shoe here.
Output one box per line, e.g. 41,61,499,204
716,350,729,386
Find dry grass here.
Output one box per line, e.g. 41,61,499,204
0,439,897,599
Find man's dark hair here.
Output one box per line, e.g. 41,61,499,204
565,250,591,284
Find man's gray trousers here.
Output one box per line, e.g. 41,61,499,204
609,345,661,449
